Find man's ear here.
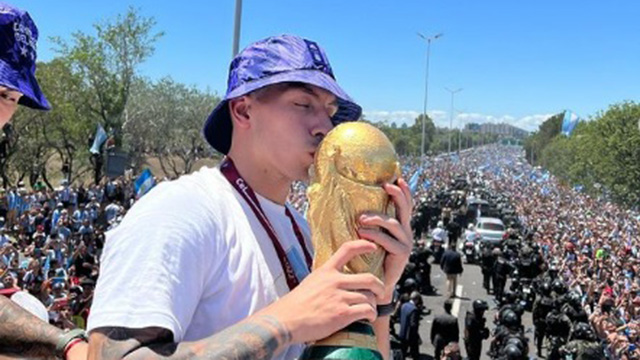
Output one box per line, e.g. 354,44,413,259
229,96,251,129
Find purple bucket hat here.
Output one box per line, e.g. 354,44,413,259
203,34,362,154
0,2,50,110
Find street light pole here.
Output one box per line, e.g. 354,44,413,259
445,87,462,154
417,32,442,158
232,0,243,58
454,109,466,153
458,117,464,153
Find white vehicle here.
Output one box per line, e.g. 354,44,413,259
475,217,506,244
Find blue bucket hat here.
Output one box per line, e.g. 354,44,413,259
203,34,361,154
0,2,50,110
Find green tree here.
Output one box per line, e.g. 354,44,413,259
4,59,94,189
411,114,435,154
36,60,95,185
582,102,640,205
124,77,219,178
52,7,164,146
393,136,410,155
533,101,640,207
524,112,563,165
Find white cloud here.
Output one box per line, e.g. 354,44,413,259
363,109,554,132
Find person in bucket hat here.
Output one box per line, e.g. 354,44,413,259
87,34,413,359
203,34,361,155
0,1,50,126
0,3,89,360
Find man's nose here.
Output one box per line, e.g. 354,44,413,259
312,112,334,140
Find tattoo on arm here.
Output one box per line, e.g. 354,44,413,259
91,315,292,360
0,296,61,359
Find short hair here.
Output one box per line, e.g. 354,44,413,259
410,291,422,304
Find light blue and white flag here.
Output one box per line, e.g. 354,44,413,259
561,110,580,136
42,255,50,274
134,169,155,198
408,168,422,194
89,124,108,154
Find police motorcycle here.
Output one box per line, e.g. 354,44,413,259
460,225,482,264
509,270,535,312
519,277,536,312
511,259,538,311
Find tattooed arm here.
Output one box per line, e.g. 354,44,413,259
0,295,59,358
88,315,290,360
0,296,88,360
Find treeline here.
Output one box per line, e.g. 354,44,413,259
370,115,501,156
1,8,218,189
523,101,640,207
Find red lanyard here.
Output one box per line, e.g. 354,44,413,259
220,157,313,290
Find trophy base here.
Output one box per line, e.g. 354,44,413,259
300,321,383,360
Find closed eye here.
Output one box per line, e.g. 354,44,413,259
294,102,310,108
0,93,17,103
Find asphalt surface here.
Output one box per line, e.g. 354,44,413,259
397,256,540,360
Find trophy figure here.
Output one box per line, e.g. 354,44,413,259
301,122,400,360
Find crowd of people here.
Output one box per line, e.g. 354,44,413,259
472,146,640,360
408,146,639,360
0,175,149,330
0,1,637,359
2,141,639,360
290,145,640,360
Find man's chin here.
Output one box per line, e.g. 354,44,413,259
296,168,311,184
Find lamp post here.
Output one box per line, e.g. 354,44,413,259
453,108,467,152
417,32,442,158
232,0,243,57
445,87,462,154
457,112,464,153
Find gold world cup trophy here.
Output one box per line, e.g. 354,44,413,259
300,122,401,360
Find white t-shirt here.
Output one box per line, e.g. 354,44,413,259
87,166,313,360
431,227,448,242
104,203,121,223
10,291,49,322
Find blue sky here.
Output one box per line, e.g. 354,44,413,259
16,0,640,131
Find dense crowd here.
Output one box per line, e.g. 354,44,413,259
3,144,640,360
406,146,640,359
0,175,147,329
486,150,640,360
291,145,640,359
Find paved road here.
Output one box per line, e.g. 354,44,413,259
397,257,540,360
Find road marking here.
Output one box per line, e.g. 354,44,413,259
452,285,463,317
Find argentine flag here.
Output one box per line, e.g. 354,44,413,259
89,124,108,154
408,168,422,194
561,110,580,136
135,169,156,198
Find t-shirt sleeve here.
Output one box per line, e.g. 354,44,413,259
87,181,223,342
